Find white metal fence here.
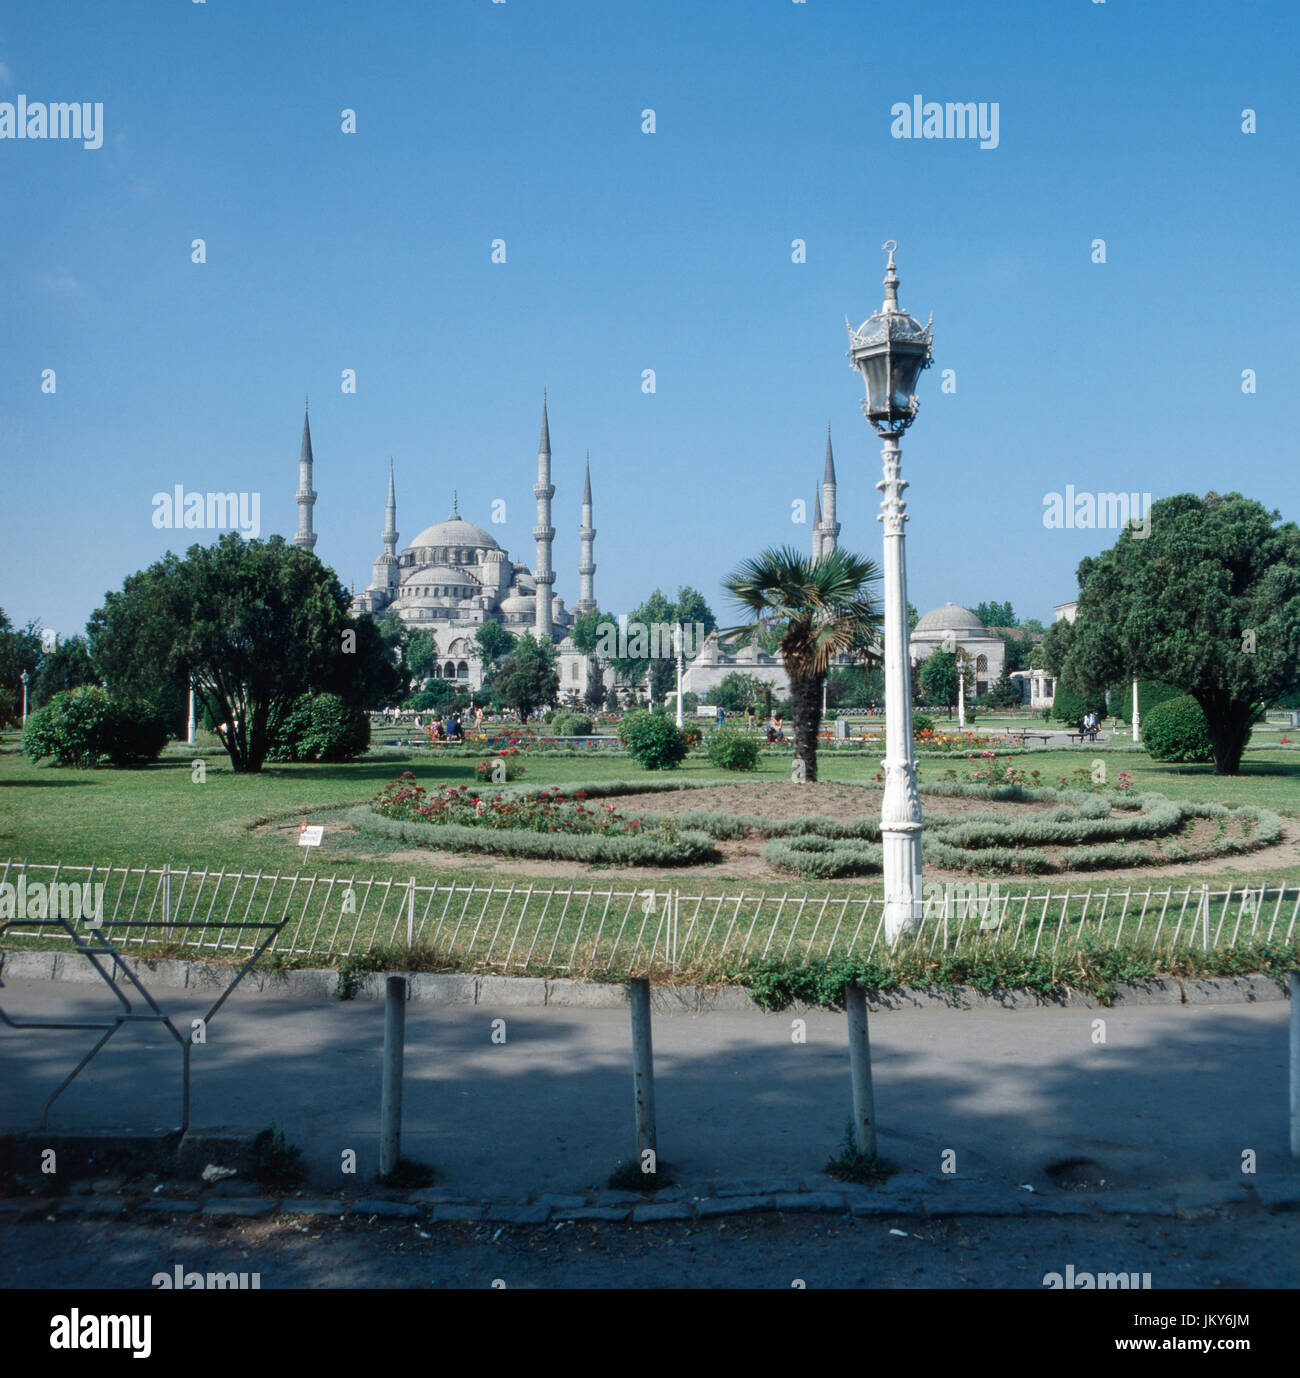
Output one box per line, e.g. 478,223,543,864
1,859,1296,978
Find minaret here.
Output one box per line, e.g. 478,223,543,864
813,492,824,563
575,452,597,613
533,393,556,638
294,400,317,551
375,459,399,596
821,423,840,558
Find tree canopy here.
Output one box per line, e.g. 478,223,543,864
1048,492,1300,773
88,533,400,772
486,632,559,721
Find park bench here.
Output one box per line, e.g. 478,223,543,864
1006,731,1053,745
1065,730,1103,744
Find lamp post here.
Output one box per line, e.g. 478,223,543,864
187,684,197,746
1132,675,1140,743
674,622,685,729
848,242,934,943
20,670,29,727
957,647,967,730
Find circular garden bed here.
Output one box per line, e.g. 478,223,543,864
349,773,1285,880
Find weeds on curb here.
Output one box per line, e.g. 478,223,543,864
250,1125,304,1191
824,1122,891,1184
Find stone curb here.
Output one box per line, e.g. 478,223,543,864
4,1177,1299,1227
2,950,1289,1014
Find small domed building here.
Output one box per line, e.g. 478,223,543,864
908,602,1004,696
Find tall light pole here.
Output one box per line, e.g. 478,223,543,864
20,670,29,727
187,684,197,746
957,647,967,730
848,242,934,943
1132,675,1140,743
674,622,685,729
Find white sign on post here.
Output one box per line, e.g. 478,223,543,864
298,824,324,848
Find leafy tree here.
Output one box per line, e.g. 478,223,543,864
703,671,767,712
488,633,559,721
919,650,960,709
906,602,919,635
404,629,440,686
671,585,717,635
721,546,882,782
982,663,1022,709
827,662,885,708
569,608,610,654
974,600,1018,628
0,608,45,715
1021,617,1045,636
30,635,97,709
473,620,516,666
1051,492,1300,773
87,533,398,773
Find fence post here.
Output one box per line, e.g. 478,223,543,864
1290,972,1299,1158
407,877,416,949
845,981,877,1159
380,975,407,1178
161,863,172,939
629,977,657,1164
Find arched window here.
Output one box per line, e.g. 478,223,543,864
976,654,988,674
444,661,456,679
457,661,469,680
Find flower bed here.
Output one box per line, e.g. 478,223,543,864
355,773,716,865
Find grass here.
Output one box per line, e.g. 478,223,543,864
1,728,1297,899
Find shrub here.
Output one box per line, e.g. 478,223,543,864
22,686,168,768
617,709,689,770
1049,683,1108,724
1143,695,1213,763
551,710,594,737
912,713,934,737
706,729,760,772
268,693,370,763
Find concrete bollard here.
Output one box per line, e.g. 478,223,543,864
380,975,407,1177
844,981,878,1160
1291,972,1299,1159
629,977,657,1162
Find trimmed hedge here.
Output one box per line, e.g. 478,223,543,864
1143,695,1213,764
349,804,717,866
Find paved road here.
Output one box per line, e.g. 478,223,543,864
1,978,1295,1203
4,1206,1297,1291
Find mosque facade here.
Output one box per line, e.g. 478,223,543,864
291,397,603,698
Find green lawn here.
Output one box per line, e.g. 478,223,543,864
3,730,1297,981
1,729,1297,895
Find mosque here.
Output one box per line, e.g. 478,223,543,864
290,396,603,697
290,400,1032,710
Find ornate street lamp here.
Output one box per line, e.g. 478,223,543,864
847,242,934,943
20,669,29,727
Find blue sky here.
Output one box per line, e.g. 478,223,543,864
2,0,1296,639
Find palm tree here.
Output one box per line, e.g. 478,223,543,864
721,547,883,782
